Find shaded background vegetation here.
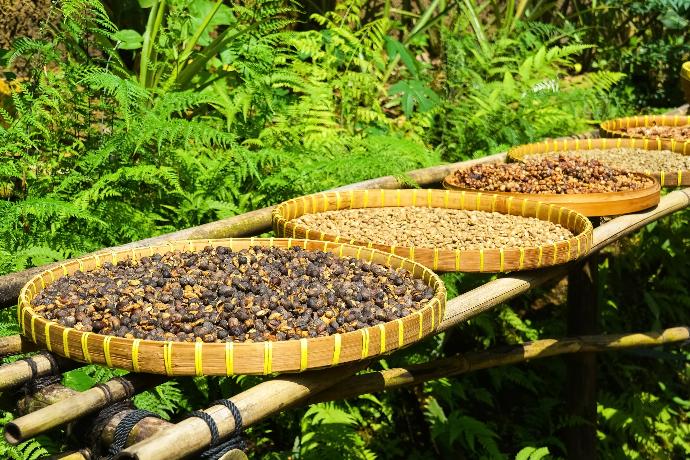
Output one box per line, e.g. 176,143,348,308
0,0,688,458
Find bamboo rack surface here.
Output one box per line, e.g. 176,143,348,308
18,239,445,376
0,153,507,309
507,137,690,187
116,188,690,460
600,115,690,141
273,189,593,273
443,172,661,217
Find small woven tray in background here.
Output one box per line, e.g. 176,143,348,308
272,189,593,273
600,115,690,144
507,137,689,188
19,238,446,376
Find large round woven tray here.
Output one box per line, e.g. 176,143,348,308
272,189,593,273
443,157,661,217
506,138,690,187
18,238,446,376
600,115,690,144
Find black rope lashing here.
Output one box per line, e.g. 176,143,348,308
106,408,163,458
18,352,62,397
188,410,221,447
94,383,114,403
188,399,246,460
85,400,135,454
24,374,62,395
20,356,38,379
114,376,136,398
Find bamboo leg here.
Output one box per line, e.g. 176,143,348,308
4,374,164,444
564,252,599,459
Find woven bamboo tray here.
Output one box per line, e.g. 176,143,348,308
600,115,690,144
18,238,446,376
506,138,690,187
681,62,690,104
443,158,661,217
272,189,593,273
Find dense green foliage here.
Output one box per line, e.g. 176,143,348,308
1,1,688,459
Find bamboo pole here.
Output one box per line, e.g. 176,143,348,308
4,374,164,444
116,188,690,460
306,327,690,403
0,334,36,357
0,153,506,308
0,354,78,392
114,363,366,460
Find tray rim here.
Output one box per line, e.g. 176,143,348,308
272,188,594,273
19,238,446,376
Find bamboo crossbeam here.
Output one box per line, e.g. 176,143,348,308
0,354,78,392
4,374,164,444
114,363,365,460
0,334,35,357
307,327,690,403
0,154,506,308
116,187,690,460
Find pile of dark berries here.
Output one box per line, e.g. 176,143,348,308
31,246,435,343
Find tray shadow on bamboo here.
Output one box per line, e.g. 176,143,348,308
506,137,690,188
272,189,593,273
18,238,446,376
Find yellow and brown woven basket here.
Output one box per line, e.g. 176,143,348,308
272,189,593,273
600,115,690,144
507,138,690,188
18,238,446,376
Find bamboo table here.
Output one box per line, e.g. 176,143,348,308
1,131,689,459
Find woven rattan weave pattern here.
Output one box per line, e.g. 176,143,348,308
272,189,593,273
18,239,446,376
